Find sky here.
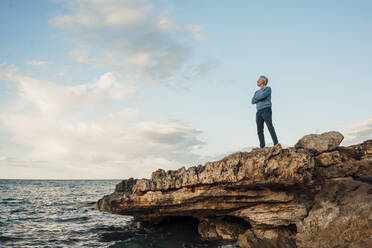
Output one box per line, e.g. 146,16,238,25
0,0,371,179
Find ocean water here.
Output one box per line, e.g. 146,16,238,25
0,180,238,248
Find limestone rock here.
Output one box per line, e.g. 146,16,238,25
115,177,137,194
95,131,372,248
111,145,314,196
198,217,247,240
315,141,372,181
296,179,372,248
315,151,341,166
231,202,307,228
295,131,344,154
237,227,296,248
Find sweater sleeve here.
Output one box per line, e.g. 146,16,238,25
254,87,271,101
251,91,258,104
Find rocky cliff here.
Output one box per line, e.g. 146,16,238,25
95,131,372,248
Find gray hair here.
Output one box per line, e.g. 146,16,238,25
260,75,269,85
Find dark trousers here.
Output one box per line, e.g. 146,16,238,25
256,107,278,148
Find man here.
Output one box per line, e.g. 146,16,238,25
251,75,279,148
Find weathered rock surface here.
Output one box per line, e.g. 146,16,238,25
295,131,344,154
296,178,372,248
96,131,372,248
237,227,297,248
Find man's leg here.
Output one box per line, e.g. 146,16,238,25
256,111,265,148
262,108,278,145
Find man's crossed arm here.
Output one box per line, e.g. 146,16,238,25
251,87,271,104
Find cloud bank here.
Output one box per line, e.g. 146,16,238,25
343,117,372,145
0,66,207,179
50,0,207,85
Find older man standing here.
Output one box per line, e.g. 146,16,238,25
251,75,279,148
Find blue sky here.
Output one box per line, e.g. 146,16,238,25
0,0,371,179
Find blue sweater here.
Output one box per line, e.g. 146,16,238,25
251,86,272,111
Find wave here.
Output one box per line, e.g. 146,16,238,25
0,235,21,242
56,216,90,223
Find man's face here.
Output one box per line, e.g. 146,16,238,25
257,78,265,88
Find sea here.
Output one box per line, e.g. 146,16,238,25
0,180,239,248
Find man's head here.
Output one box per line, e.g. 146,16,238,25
257,75,268,88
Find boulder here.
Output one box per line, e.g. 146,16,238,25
295,131,344,154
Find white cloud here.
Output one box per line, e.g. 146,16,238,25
126,52,151,67
0,66,139,113
51,14,99,30
51,0,151,30
343,117,372,145
0,111,205,163
0,67,207,179
157,18,177,30
49,0,209,85
0,156,185,179
27,61,48,66
104,8,145,27
69,50,102,68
